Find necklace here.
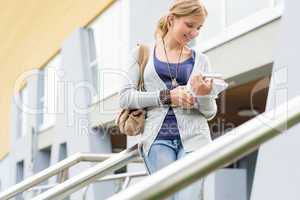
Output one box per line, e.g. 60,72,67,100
162,39,183,88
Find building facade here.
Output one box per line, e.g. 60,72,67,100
1,0,295,199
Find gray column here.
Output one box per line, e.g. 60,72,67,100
53,27,115,199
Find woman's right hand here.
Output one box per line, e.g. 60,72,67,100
170,86,196,109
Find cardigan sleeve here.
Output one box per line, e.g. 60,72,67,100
194,54,218,120
119,46,161,109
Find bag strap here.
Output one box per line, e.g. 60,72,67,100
137,44,149,91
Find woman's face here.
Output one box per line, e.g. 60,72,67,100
168,14,205,45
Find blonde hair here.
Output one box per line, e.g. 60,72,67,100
155,0,208,39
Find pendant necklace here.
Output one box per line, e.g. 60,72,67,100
162,39,183,88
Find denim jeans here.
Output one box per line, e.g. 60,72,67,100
141,138,204,200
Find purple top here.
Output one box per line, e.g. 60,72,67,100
154,48,195,140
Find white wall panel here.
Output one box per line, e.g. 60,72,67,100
226,0,270,26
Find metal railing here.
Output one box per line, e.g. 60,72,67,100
30,144,140,200
107,95,300,200
82,171,147,200
2,95,299,200
23,184,58,199
21,171,148,200
0,146,142,200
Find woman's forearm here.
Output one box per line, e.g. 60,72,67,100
119,88,161,109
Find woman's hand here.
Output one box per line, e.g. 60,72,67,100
170,86,196,109
190,74,213,96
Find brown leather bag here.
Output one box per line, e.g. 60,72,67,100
115,44,149,136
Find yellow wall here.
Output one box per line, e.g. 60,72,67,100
0,0,115,159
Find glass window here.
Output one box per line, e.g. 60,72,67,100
15,160,25,200
38,53,61,129
88,0,126,99
17,86,28,138
37,69,45,127
86,28,99,96
35,147,51,172
16,160,24,183
21,87,28,137
16,91,23,138
57,143,68,182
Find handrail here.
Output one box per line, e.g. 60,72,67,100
4,95,299,199
31,144,139,200
99,171,147,182
21,171,148,199
82,171,148,200
107,95,300,200
23,184,58,199
0,150,142,200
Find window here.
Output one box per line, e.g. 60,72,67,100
37,54,61,130
16,160,25,200
86,28,99,96
17,86,28,138
35,147,51,173
88,0,127,101
58,143,67,161
16,160,24,183
57,143,68,182
37,69,45,127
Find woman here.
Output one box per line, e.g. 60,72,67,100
119,0,217,199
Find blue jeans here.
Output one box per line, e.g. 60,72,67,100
141,138,204,200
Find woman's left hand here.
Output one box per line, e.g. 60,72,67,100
190,74,213,96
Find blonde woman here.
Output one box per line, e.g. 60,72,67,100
119,0,217,199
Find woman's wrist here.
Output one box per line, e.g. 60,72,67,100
159,89,171,105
